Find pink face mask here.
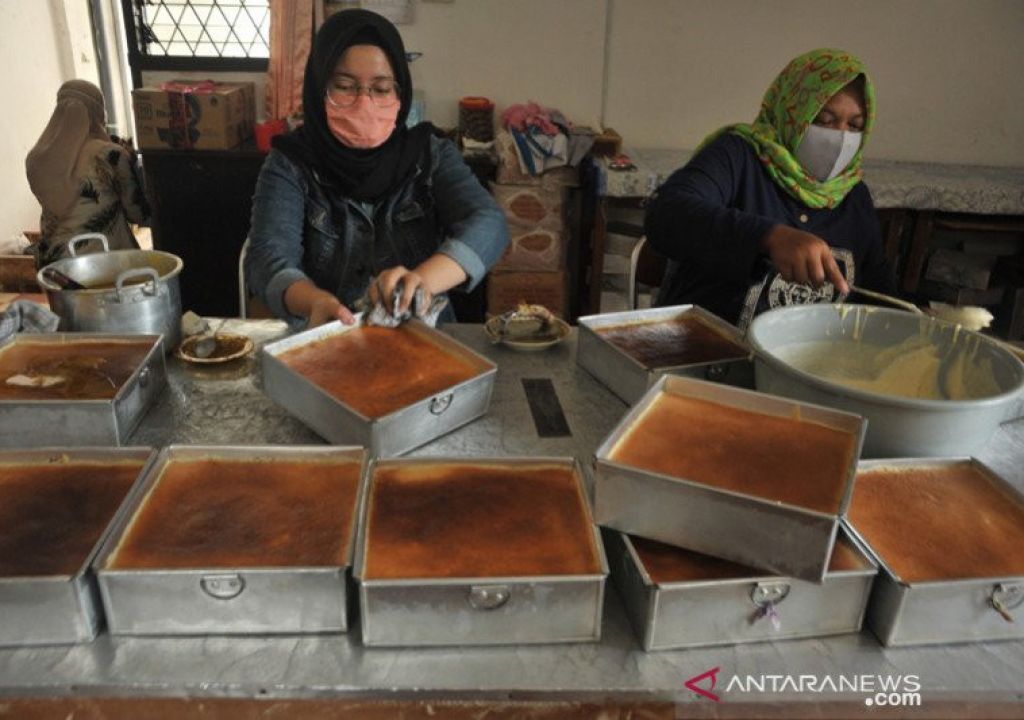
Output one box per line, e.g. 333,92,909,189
325,95,399,149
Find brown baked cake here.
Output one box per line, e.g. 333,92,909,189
632,533,868,585
277,325,485,418
0,458,144,577
0,338,155,401
107,458,362,569
849,462,1024,582
596,315,748,369
364,462,603,579
608,391,856,514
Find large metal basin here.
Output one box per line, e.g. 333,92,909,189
747,304,1024,458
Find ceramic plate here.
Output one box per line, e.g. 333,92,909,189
176,333,254,364
484,316,571,352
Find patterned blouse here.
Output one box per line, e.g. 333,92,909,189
36,143,150,267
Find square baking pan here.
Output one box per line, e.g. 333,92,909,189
261,319,496,457
595,374,866,582
0,333,166,447
355,457,607,646
577,305,752,405
846,457,1024,646
0,447,155,645
95,444,367,636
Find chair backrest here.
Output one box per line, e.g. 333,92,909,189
627,236,668,309
237,237,250,319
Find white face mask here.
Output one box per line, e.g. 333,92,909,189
795,125,862,182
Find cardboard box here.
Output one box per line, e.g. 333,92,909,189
494,227,565,272
487,270,568,318
132,80,255,150
491,182,565,231
495,131,579,188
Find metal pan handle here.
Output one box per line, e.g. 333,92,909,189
990,582,1022,623
468,584,510,611
200,574,246,600
429,393,454,416
115,267,160,300
67,233,110,257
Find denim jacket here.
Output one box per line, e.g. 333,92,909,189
245,135,509,326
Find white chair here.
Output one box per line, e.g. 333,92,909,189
627,236,667,310
237,237,250,319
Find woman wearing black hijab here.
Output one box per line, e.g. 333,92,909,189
246,9,508,328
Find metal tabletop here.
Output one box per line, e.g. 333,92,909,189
2,320,1023,710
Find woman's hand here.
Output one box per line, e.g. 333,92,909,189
284,280,355,328
370,265,432,316
760,224,850,294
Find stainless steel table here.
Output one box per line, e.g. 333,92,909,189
2,320,1023,714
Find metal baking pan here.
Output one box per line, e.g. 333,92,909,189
595,375,866,582
0,332,166,447
577,305,752,405
605,526,877,650
261,319,497,457
94,445,367,636
355,457,608,646
846,457,1024,646
0,447,155,646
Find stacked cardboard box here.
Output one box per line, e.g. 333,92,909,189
487,131,577,318
132,80,256,150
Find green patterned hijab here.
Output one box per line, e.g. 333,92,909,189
704,48,875,209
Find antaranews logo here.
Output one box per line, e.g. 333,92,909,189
684,667,923,708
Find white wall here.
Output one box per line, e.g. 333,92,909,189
604,0,1024,166
52,1,1024,169
400,0,607,130
0,0,100,242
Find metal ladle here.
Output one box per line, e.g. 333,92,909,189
192,318,228,359
848,285,923,315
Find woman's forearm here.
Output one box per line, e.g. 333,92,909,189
413,253,468,294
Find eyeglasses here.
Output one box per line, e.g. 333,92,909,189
325,80,400,109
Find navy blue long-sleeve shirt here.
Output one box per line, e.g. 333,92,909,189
644,133,896,327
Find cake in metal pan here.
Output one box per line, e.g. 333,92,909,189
596,314,748,369
608,391,857,514
364,461,602,579
106,458,362,569
277,324,483,419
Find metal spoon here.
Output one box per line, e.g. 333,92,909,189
192,318,227,359
848,285,923,315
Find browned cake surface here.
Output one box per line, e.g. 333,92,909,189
108,458,361,569
632,533,867,584
364,463,602,579
0,459,143,576
849,463,1024,582
0,339,154,400
596,315,748,369
608,392,856,514
278,325,482,418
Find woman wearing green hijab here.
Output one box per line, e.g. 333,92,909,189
645,48,897,328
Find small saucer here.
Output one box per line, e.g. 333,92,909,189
176,333,254,364
484,316,571,352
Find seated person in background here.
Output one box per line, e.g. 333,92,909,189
246,9,509,329
26,80,149,267
645,48,897,329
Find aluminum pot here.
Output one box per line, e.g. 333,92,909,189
747,304,1024,458
37,233,184,351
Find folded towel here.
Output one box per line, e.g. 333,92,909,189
355,283,448,329
0,300,60,341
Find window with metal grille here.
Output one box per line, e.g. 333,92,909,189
123,0,270,72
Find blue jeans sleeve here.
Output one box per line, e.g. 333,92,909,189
431,138,509,291
244,150,310,323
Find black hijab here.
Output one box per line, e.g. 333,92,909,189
272,9,432,201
